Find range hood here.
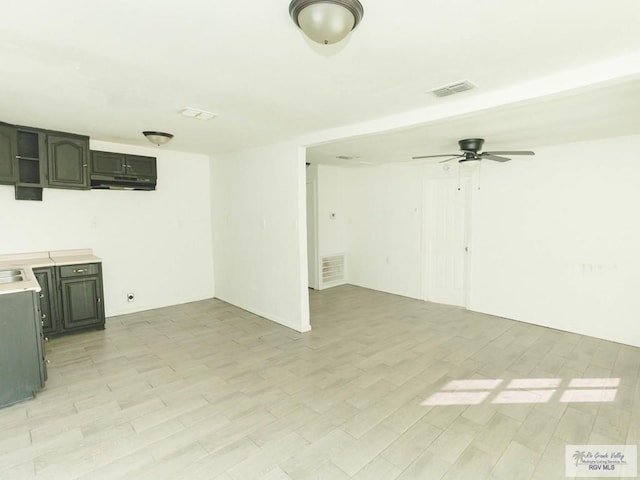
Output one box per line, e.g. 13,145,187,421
90,174,156,191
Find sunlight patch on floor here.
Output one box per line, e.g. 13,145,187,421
442,379,503,391
422,378,620,406
560,389,618,403
492,388,556,404
423,391,491,406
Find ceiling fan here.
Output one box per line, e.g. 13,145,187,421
412,138,535,163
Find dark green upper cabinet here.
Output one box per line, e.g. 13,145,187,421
0,123,17,184
16,129,46,186
90,151,156,177
91,151,127,176
2,119,159,196
125,155,157,177
14,128,46,200
47,134,90,189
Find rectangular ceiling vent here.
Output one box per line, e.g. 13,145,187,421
321,254,345,288
431,80,476,98
179,107,217,120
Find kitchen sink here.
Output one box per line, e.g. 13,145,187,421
0,269,25,284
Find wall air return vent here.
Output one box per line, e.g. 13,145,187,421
320,254,345,288
431,80,476,98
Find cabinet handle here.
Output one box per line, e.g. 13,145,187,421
40,293,45,298
73,269,88,273
82,164,88,167
45,337,49,342
46,359,51,364
41,313,47,319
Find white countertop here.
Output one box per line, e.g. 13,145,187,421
0,267,40,295
0,251,55,269
0,249,101,295
49,249,102,266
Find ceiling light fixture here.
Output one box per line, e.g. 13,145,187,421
143,131,174,146
289,0,364,45
459,157,481,164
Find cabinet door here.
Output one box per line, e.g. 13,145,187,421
125,155,156,177
47,135,90,189
33,268,59,335
0,123,17,184
91,151,126,176
60,276,105,330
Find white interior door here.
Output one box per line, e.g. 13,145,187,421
423,176,471,307
306,181,318,289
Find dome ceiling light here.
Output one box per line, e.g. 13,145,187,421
289,0,364,45
143,131,174,146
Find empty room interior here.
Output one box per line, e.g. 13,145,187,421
0,1,639,479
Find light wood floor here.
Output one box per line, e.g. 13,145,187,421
1,285,638,479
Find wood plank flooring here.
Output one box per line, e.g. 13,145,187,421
1,285,638,479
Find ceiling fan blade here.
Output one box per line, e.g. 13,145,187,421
411,153,460,159
484,150,535,156
482,154,511,162
439,156,464,163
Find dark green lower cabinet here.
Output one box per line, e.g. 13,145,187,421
33,263,105,336
60,276,104,330
33,267,58,335
0,291,46,408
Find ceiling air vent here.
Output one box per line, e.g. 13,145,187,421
179,107,217,120
431,80,476,98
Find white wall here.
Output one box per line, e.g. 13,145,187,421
0,140,215,317
211,143,310,332
307,165,350,289
344,164,424,298
316,165,348,259
316,135,640,347
470,135,640,346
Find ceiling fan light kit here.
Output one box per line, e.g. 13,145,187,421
289,0,364,45
459,156,481,164
412,138,535,164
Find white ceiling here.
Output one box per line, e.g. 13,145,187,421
307,77,640,165
1,0,639,158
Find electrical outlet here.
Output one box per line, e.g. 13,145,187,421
127,292,135,302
